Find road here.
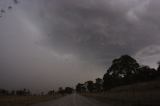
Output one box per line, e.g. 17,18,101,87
31,93,109,106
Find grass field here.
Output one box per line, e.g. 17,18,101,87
84,79,160,106
0,95,60,106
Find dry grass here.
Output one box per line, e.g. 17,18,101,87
84,79,160,106
0,95,60,106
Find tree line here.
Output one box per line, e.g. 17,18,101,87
0,88,31,96
1,55,160,96
76,55,160,93
47,87,74,96
0,86,74,96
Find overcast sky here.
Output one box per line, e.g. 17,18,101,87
0,0,160,93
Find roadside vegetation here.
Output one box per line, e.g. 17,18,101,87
0,87,74,106
76,55,160,105
1,55,160,105
84,79,160,106
0,95,60,106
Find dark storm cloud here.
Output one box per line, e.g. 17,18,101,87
36,0,160,65
1,0,160,92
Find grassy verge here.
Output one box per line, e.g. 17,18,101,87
83,79,160,106
0,95,61,106
84,91,160,106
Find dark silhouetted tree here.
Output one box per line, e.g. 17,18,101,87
76,83,86,93
95,78,103,92
64,87,74,94
103,72,116,90
58,87,65,95
11,90,15,95
103,55,140,90
0,89,9,96
15,89,31,96
158,61,160,72
136,66,157,81
48,89,55,96
86,81,94,92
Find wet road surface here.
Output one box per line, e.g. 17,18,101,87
31,93,109,106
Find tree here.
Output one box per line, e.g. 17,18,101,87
58,87,65,95
11,90,15,95
76,83,86,93
0,89,9,96
48,89,55,96
136,66,157,81
76,83,82,93
158,61,160,71
15,88,31,96
86,81,95,92
103,72,116,90
103,55,140,90
108,55,140,77
64,87,74,94
95,78,103,92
